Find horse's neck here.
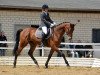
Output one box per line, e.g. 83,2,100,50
55,24,65,34
54,25,65,41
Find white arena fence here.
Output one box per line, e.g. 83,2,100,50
0,41,100,67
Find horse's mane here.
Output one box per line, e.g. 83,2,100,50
56,22,70,26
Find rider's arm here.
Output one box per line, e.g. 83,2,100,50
47,13,53,23
41,13,51,25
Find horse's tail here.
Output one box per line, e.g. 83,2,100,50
13,29,23,55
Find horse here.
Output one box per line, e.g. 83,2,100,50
13,22,75,68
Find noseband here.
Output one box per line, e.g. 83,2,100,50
64,24,71,35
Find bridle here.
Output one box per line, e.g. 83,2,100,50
64,24,71,35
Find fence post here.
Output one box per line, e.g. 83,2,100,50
42,46,44,57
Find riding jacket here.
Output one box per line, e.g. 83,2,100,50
40,11,53,28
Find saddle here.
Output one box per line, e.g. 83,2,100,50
35,27,52,39
31,25,53,46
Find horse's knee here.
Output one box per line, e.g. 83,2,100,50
28,50,33,56
58,51,65,57
28,51,31,56
57,51,62,55
16,47,23,56
60,52,65,57
48,52,52,57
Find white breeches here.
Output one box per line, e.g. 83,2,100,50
42,26,47,34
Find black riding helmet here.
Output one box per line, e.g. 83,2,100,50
42,4,49,9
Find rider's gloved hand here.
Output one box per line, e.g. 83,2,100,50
51,22,56,27
51,23,54,27
53,22,56,25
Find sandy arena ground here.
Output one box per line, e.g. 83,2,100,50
0,66,100,75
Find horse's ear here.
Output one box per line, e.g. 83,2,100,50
70,24,75,28
78,20,80,22
74,20,80,25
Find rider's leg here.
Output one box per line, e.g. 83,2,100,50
41,32,45,46
42,26,48,34
41,26,47,46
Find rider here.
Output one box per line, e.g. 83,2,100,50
40,4,56,46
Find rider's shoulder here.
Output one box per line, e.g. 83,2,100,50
41,12,48,15
41,12,45,16
41,12,45,15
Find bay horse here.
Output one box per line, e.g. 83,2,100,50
13,22,75,68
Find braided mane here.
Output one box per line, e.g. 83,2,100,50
57,22,70,26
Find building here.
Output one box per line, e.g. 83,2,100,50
0,0,100,56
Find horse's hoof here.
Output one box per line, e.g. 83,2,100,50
37,65,40,68
13,64,16,68
45,65,48,68
13,66,16,68
45,64,48,68
67,65,70,67
45,65,49,68
45,66,48,69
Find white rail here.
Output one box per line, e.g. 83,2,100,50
0,41,100,56
0,56,100,67
0,41,100,67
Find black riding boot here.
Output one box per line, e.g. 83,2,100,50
41,33,46,46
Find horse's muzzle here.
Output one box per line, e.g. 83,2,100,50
68,36,72,40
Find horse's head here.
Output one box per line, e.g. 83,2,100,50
63,22,75,40
55,22,75,40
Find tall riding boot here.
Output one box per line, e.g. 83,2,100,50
41,33,45,47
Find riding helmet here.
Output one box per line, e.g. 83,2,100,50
42,4,49,9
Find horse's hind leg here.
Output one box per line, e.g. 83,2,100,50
13,47,23,68
13,42,27,68
28,44,39,67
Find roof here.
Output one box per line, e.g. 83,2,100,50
0,0,100,11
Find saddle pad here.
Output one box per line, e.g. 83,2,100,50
35,28,42,39
35,28,52,39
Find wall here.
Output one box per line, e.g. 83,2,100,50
0,10,100,56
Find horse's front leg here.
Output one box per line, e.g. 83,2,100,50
53,45,70,67
57,50,70,67
45,49,54,68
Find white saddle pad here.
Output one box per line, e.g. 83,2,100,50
35,28,52,39
35,28,42,39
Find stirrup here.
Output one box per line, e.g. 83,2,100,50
41,42,44,47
